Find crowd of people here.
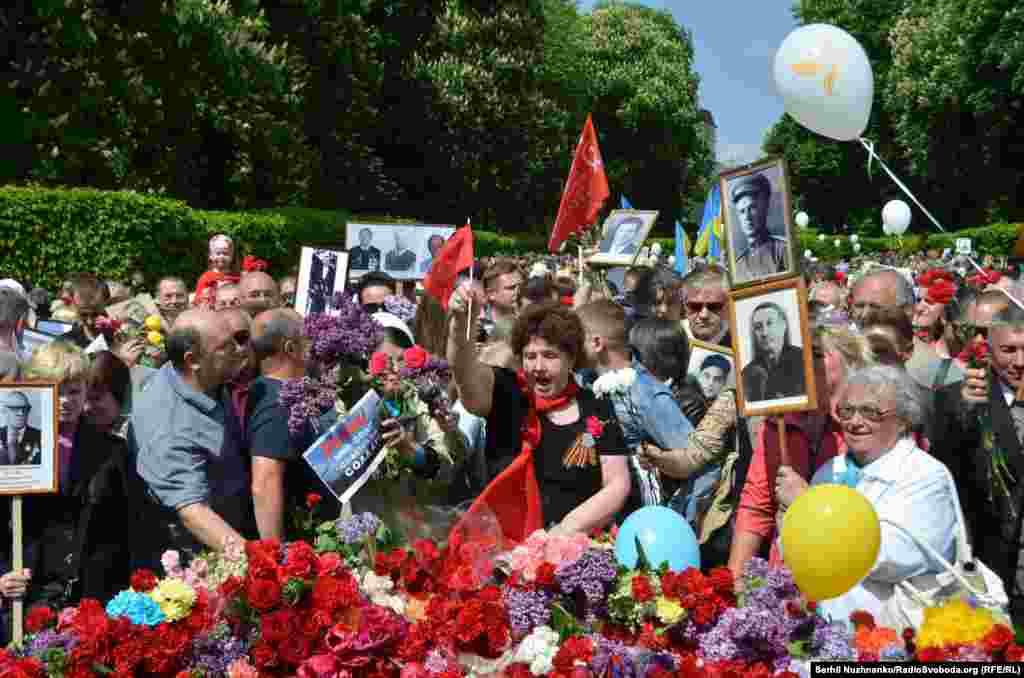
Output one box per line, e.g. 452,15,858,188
0,232,1023,642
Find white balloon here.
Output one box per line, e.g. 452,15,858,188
795,212,810,228
882,200,911,235
850,234,859,242
668,255,676,266
818,234,826,241
774,24,874,141
804,249,813,258
651,242,663,256
833,239,841,248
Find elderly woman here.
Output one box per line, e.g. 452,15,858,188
728,319,871,579
0,342,139,643
808,365,957,624
448,290,630,540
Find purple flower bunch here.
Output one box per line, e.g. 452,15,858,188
280,374,339,436
383,295,417,325
504,586,554,638
555,548,618,620
21,629,77,658
336,511,382,545
589,635,674,678
187,627,250,676
305,292,383,368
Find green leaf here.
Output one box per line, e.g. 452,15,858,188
787,640,810,658
634,535,651,572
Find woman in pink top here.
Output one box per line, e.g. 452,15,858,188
728,320,869,579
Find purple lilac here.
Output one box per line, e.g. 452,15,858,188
504,587,553,638
306,294,383,367
589,636,639,678
280,376,339,436
336,512,382,544
25,630,76,657
383,295,417,324
556,548,618,619
698,606,793,664
188,630,249,675
812,622,855,661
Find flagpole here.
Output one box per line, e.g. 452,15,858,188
466,219,473,342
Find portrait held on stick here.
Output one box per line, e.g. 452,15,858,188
294,247,351,317
720,157,796,287
345,223,455,281
0,383,59,494
590,210,658,267
729,277,817,416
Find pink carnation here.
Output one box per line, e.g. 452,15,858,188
227,658,260,678
56,607,78,632
544,533,590,565
161,550,182,576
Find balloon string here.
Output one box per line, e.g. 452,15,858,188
858,137,993,279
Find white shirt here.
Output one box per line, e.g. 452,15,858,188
810,437,958,626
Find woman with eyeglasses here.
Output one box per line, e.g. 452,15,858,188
805,365,957,627
728,319,871,581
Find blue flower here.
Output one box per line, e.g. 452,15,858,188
105,590,166,627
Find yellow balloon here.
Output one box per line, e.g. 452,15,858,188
781,484,880,601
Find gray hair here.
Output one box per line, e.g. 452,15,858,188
843,364,927,432
251,310,304,362
0,289,28,329
853,268,915,307
681,265,728,293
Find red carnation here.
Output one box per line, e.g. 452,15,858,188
7,657,45,678
585,416,605,439
631,575,655,602
369,351,391,376
552,637,594,673
261,608,299,644
24,606,56,634
659,572,684,600
284,541,319,580
785,601,803,617
1005,644,1024,662
535,562,557,589
279,633,315,666
412,538,440,564
219,575,243,600
375,548,409,577
916,646,948,662
691,598,722,627
251,640,280,670
677,568,707,595
311,573,361,613
505,663,534,678
849,609,876,630
129,569,158,593
918,269,954,288
404,345,429,370
983,624,1015,653
707,567,735,596
306,493,322,509
246,577,283,612
957,338,990,369
317,552,343,577
806,600,817,613
925,279,957,306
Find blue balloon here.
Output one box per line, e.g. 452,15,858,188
614,506,700,572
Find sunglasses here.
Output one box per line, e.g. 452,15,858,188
686,302,725,315
835,404,895,423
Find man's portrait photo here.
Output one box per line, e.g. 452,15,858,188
349,227,382,272
0,390,41,465
729,278,817,416
685,343,736,403
420,234,446,273
721,158,795,286
590,210,659,266
385,230,416,272
294,247,350,318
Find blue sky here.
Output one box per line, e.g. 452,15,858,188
578,0,798,165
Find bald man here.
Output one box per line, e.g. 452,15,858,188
0,391,41,465
246,309,325,539
131,308,253,566
239,272,280,317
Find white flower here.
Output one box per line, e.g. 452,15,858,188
592,367,638,398
371,593,406,615
529,262,548,278
359,570,395,597
512,626,560,676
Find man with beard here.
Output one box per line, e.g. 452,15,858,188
741,302,805,402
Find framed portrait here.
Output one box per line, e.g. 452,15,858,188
345,223,455,280
22,329,56,356
0,383,59,495
36,320,72,336
589,210,659,267
720,157,797,288
686,339,736,403
728,277,817,417
295,247,351,317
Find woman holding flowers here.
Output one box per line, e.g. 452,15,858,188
0,342,141,644
447,287,630,543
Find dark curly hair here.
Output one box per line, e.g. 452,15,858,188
509,301,585,367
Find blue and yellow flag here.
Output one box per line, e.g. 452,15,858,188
674,222,689,274
621,195,632,210
693,184,723,260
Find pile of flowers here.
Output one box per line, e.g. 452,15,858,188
5,506,1024,678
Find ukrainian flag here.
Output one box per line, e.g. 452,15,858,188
693,184,723,261
674,222,689,274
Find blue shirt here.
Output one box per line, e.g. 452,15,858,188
808,437,958,626
131,364,250,509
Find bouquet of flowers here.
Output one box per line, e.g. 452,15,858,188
97,313,167,367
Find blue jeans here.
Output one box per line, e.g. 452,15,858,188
669,463,721,526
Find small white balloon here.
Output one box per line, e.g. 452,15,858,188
833,239,841,248
668,255,676,266
795,212,810,228
882,200,911,235
774,24,874,141
804,249,813,258
850,234,859,242
818,234,826,242
651,242,663,256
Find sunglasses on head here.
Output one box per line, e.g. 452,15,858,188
686,302,725,314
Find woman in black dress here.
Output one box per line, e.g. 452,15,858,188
447,289,630,542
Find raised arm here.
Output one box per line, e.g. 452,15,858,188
446,285,495,417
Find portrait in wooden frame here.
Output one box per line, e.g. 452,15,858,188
686,338,736,404
589,210,659,267
719,157,797,288
728,277,817,417
0,382,59,495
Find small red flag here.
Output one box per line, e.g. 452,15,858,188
548,114,610,253
423,223,474,310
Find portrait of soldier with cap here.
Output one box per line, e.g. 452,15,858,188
725,165,791,285
0,390,42,465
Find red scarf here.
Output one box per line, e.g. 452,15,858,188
456,371,579,545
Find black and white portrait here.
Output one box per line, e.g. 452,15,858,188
720,158,795,287
348,227,382,272
0,383,58,494
590,210,658,266
384,229,416,273
295,247,350,317
420,234,446,274
729,278,817,416
686,340,736,403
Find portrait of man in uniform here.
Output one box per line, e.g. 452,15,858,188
721,158,794,286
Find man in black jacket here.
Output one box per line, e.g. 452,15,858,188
934,303,1024,623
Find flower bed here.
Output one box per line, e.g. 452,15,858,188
3,508,1021,678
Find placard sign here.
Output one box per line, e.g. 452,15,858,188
303,390,384,504
956,238,972,255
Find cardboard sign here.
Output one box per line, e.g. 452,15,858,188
956,238,972,255
303,390,384,504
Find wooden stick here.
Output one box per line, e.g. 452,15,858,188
12,495,23,646
466,264,474,342
777,416,790,468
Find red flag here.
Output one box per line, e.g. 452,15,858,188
423,223,474,310
548,114,610,253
